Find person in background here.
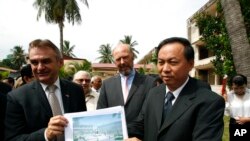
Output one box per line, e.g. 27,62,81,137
4,39,86,141
226,74,250,141
14,64,35,88
0,80,12,95
126,37,224,141
97,43,155,126
2,77,15,88
91,75,102,93
20,64,34,84
73,71,99,111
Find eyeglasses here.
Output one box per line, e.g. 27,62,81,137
75,79,91,83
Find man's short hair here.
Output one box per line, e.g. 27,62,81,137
20,64,33,82
156,37,194,61
29,39,62,59
232,74,248,86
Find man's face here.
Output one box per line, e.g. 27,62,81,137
157,42,194,91
113,44,134,76
232,84,246,96
29,47,63,85
92,77,102,90
73,73,91,94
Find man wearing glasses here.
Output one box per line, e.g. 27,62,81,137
73,71,99,111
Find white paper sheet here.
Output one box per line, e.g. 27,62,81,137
64,106,128,141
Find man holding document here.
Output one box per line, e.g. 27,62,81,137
4,39,86,141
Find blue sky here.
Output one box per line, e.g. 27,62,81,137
0,0,208,63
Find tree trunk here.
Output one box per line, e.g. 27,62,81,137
59,22,64,53
221,0,250,87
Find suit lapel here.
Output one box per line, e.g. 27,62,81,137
159,78,196,133
33,81,52,116
60,79,70,113
155,84,167,129
113,75,125,105
126,72,141,104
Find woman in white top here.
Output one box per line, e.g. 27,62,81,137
226,74,250,141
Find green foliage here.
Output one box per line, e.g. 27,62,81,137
239,0,250,39
59,60,92,79
0,58,13,68
151,48,158,65
11,46,26,69
97,44,113,63
223,116,230,141
59,66,72,79
138,67,145,75
0,46,26,70
120,35,139,59
68,60,92,75
62,40,76,57
195,2,236,80
0,71,10,79
33,0,89,51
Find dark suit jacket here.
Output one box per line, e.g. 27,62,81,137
0,92,7,141
0,81,12,94
97,72,155,125
0,82,12,140
128,77,225,141
4,79,86,141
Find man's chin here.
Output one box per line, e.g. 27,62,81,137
38,78,51,85
119,69,132,76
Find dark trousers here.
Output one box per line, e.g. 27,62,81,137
229,118,250,141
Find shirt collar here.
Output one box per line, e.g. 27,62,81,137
119,69,135,79
40,77,61,91
166,77,189,99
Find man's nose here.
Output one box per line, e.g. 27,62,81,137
37,63,45,70
120,58,125,64
163,63,171,72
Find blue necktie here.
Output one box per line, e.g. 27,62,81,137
162,91,175,122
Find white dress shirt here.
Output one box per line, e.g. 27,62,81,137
85,89,99,111
40,78,65,114
226,88,250,118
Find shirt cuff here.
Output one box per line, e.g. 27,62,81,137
44,128,49,141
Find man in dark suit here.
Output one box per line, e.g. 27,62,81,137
0,81,12,140
0,81,12,94
4,39,86,141
126,37,225,141
97,43,155,126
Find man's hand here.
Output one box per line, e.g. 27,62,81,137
45,115,68,140
124,137,141,141
236,117,250,125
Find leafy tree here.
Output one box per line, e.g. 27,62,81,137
138,67,145,75
220,0,250,86
69,60,91,74
151,48,158,65
11,46,26,69
195,3,236,83
97,44,113,63
63,40,76,57
33,0,89,52
120,35,139,58
59,60,91,79
0,58,13,69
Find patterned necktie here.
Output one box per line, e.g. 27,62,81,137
162,91,175,122
47,85,62,116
